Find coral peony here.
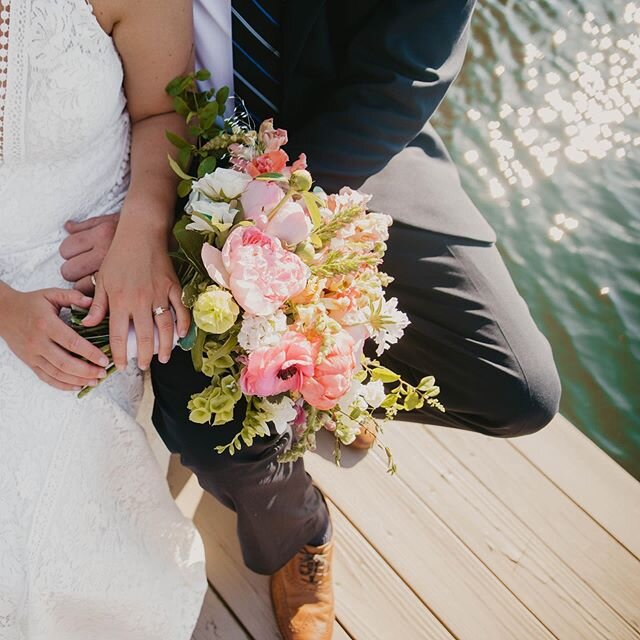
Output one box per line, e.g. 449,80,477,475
240,331,316,397
301,330,357,410
246,149,289,178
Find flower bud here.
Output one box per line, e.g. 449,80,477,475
289,169,313,192
295,241,315,262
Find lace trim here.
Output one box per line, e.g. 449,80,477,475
0,1,10,160
2,0,28,163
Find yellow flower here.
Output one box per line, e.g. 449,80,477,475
193,286,239,334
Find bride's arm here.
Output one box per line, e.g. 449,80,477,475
83,0,193,371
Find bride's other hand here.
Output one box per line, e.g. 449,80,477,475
59,214,120,295
80,0,193,372
0,284,110,391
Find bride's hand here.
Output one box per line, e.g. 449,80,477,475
0,286,110,391
82,223,190,372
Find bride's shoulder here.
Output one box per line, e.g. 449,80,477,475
89,0,191,34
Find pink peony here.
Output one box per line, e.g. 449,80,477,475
240,331,316,397
301,330,357,410
201,226,310,316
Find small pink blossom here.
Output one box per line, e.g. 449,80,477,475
289,153,308,172
301,330,357,410
240,331,316,397
201,226,310,316
258,119,288,153
327,187,372,213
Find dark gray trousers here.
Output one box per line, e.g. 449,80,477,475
151,221,561,575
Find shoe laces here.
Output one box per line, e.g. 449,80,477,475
298,551,329,585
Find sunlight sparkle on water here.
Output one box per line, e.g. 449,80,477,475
463,3,639,230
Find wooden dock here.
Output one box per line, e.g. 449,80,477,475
140,393,640,639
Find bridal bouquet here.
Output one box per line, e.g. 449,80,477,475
71,70,444,469
162,70,444,468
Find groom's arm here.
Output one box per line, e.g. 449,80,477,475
287,0,475,192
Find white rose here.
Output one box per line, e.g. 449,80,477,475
193,167,252,200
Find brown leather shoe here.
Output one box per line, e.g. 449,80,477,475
349,420,377,450
270,541,335,640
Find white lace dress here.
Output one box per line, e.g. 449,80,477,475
0,1,207,638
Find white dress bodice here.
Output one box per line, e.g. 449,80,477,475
0,2,207,638
0,0,130,273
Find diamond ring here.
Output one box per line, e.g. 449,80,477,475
153,306,168,317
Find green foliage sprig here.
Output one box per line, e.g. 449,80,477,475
165,70,236,196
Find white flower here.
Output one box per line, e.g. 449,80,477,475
371,297,410,356
362,379,386,408
185,196,239,232
238,311,288,352
193,167,252,200
330,186,372,212
260,396,298,434
338,379,363,412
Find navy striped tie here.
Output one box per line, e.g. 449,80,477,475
231,0,283,124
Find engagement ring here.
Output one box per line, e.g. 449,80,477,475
153,306,168,317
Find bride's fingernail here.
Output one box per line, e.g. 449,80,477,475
99,356,109,367
97,370,107,379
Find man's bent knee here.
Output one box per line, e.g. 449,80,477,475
482,357,561,438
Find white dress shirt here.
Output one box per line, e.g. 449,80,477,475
194,0,235,105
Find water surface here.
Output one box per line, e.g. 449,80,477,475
432,0,640,477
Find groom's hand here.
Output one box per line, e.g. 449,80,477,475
59,213,120,294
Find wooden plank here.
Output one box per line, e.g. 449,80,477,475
192,588,251,640
170,457,451,638
430,421,640,633
510,415,640,560
329,501,454,640
307,435,554,640
193,491,351,640
376,423,639,639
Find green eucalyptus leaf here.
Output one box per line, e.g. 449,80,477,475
177,179,193,198
195,69,212,82
197,156,217,178
255,172,286,181
404,391,423,411
370,367,401,383
199,102,219,131
165,130,191,150
417,376,436,391
173,96,191,117
216,86,230,106
168,154,195,181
